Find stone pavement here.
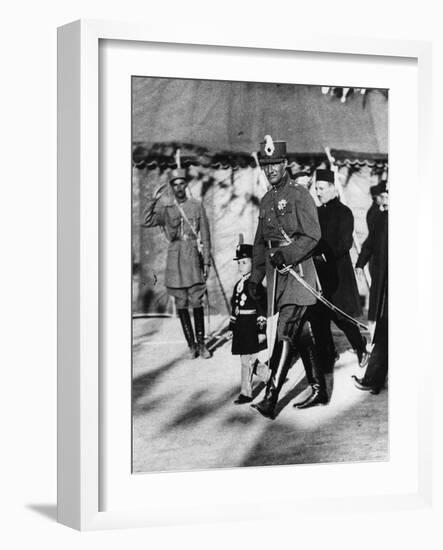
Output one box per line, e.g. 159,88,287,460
132,316,388,473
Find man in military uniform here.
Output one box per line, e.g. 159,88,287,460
249,136,326,419
143,166,212,359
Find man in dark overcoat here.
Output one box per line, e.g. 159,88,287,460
356,182,389,324
353,188,388,393
312,169,368,369
249,136,326,419
143,167,212,359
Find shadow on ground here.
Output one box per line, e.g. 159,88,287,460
26,504,57,522
164,387,239,430
132,354,185,404
240,389,388,467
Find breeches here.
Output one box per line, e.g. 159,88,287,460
277,304,307,343
167,283,206,309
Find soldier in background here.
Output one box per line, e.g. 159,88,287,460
249,136,326,419
143,166,212,359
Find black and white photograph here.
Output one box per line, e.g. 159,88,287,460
131,76,389,473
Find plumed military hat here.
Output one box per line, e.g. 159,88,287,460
170,148,187,183
316,169,335,184
169,168,187,183
258,135,287,164
233,244,253,260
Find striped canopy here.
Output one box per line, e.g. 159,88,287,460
132,77,388,164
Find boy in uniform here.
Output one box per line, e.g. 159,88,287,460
228,242,269,404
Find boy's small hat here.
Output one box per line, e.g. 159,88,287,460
233,244,253,260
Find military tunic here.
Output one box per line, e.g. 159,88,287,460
143,195,211,288
250,172,321,314
229,275,267,355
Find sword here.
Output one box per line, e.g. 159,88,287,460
266,268,279,363
206,331,232,353
278,264,369,332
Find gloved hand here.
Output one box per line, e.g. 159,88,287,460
270,250,286,270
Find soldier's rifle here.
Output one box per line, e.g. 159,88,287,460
185,186,231,316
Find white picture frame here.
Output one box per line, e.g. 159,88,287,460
57,19,433,531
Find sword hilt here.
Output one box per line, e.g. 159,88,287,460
276,264,293,275
277,263,304,277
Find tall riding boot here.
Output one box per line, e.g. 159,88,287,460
193,307,212,359
251,340,292,420
177,309,198,359
294,323,328,409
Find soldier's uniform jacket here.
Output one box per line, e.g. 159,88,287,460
250,172,321,312
229,274,267,355
143,195,211,288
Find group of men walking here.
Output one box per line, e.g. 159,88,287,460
142,135,388,421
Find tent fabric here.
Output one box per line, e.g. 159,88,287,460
132,77,388,157
132,77,388,315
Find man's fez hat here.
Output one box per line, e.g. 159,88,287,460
316,169,335,184
233,243,253,260
370,180,388,196
293,170,310,179
258,135,287,164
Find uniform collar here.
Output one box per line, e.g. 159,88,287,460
271,171,291,192
237,272,251,293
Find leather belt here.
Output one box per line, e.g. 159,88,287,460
171,235,197,242
238,309,257,315
266,239,291,248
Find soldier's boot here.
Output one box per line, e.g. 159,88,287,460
294,322,328,409
251,340,292,420
193,307,212,359
177,309,198,359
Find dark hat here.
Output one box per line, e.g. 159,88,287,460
370,184,380,197
378,180,388,193
293,170,309,179
316,169,335,184
169,168,187,183
233,244,253,260
258,135,287,164
370,180,388,196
